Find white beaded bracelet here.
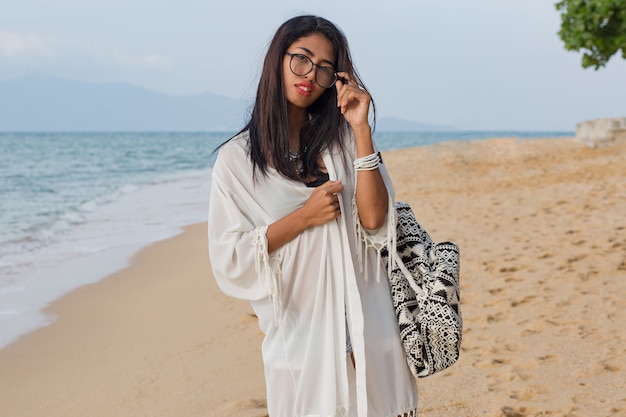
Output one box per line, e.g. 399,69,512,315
353,151,382,171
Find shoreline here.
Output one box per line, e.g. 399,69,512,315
0,166,213,350
1,136,625,416
0,224,199,351
0,222,268,417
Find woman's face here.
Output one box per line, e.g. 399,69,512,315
282,33,335,111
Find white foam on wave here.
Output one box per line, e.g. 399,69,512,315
0,181,145,259
0,168,212,350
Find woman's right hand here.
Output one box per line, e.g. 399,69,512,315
266,180,344,253
300,180,344,227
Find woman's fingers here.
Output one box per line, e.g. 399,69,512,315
335,73,356,108
326,180,343,194
335,72,370,123
304,181,344,225
322,181,342,214
328,182,343,213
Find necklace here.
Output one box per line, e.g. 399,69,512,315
288,149,301,162
289,148,305,176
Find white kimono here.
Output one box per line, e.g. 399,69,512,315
208,130,418,417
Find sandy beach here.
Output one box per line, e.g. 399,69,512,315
0,136,624,417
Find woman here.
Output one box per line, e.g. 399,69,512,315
208,15,418,417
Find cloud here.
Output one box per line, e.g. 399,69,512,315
110,50,172,70
0,31,171,72
0,32,55,58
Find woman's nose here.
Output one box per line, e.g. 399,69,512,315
305,66,319,84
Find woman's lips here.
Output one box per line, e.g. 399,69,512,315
296,82,312,96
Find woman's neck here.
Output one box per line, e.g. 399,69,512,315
288,106,308,151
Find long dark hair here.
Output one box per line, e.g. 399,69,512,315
224,15,375,181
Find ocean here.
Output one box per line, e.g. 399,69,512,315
0,130,573,349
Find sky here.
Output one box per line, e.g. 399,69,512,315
1,0,625,131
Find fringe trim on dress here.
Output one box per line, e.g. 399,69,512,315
389,407,418,417
352,175,397,285
253,226,283,326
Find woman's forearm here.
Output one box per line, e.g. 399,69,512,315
352,125,388,229
266,208,309,254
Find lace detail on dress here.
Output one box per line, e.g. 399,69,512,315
252,226,283,326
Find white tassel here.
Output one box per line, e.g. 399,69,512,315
352,165,397,285
252,227,283,327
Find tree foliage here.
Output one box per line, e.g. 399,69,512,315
556,0,626,69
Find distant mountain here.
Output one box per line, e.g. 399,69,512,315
0,75,452,132
0,75,247,131
376,116,455,132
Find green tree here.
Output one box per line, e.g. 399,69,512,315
556,0,626,69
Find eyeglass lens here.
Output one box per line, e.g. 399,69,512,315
289,54,336,88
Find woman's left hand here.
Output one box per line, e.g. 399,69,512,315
335,72,371,128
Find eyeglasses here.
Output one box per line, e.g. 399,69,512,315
285,52,337,89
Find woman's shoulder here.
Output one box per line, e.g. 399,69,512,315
215,130,250,164
212,130,256,184
220,130,249,153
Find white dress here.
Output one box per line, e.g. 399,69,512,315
208,130,418,417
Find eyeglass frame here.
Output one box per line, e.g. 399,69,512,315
284,52,338,88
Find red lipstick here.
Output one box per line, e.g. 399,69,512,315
295,82,313,96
